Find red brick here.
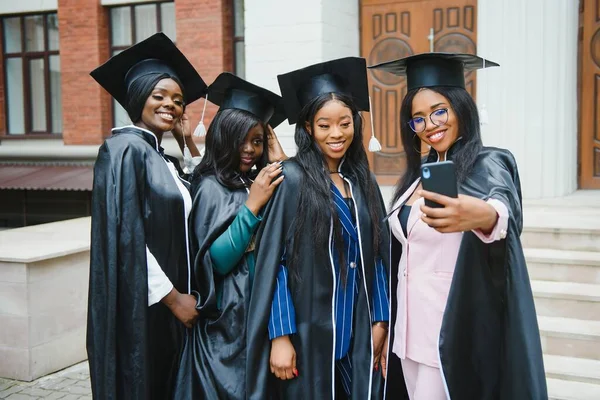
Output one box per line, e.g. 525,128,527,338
58,0,110,145
175,0,233,131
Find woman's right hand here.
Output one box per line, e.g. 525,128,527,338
161,288,199,328
245,162,284,215
270,335,298,380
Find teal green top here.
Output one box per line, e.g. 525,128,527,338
210,204,261,298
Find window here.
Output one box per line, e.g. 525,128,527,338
232,0,245,78
109,1,176,127
2,13,62,135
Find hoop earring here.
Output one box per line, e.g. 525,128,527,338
412,134,427,155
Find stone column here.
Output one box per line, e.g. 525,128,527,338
476,0,579,198
244,0,360,155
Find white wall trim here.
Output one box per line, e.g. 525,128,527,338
0,0,57,15
0,137,185,163
101,0,158,5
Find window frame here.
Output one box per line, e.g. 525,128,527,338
232,0,245,78
107,0,175,127
1,12,61,137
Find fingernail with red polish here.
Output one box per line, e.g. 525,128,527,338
293,368,299,377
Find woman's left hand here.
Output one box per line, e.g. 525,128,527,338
267,125,287,163
372,323,388,373
418,190,498,234
172,113,191,139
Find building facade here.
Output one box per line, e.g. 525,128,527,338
0,0,593,228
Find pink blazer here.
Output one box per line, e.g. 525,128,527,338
389,179,508,368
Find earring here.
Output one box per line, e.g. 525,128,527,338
412,134,426,154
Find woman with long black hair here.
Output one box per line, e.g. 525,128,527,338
87,33,206,399
369,53,547,399
246,57,390,400
174,73,287,399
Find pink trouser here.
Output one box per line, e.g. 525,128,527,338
400,357,448,400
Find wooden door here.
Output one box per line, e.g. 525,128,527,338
580,0,600,189
361,0,477,184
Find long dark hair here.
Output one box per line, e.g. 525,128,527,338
392,86,482,205
289,92,382,276
190,108,268,192
126,73,186,123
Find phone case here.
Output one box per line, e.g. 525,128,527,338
420,161,458,208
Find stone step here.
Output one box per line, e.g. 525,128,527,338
547,378,600,400
522,210,600,252
538,316,600,360
532,280,600,320
526,248,600,284
521,227,600,252
544,354,600,385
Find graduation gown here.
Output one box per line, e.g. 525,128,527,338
173,174,252,399
246,159,390,400
385,141,547,399
87,126,191,400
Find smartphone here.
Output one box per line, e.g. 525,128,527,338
420,161,458,208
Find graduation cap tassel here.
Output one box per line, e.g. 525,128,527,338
179,118,194,173
193,94,209,137
367,96,382,153
478,58,489,126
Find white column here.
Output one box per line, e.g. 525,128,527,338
244,0,360,156
477,0,579,199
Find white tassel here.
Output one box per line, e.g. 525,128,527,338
193,94,209,137
193,122,207,137
367,96,382,153
479,104,489,125
182,145,193,174
369,135,382,152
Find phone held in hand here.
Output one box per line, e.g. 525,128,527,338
420,160,458,208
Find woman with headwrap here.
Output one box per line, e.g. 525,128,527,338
87,33,208,399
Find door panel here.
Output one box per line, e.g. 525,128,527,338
361,0,477,184
580,0,600,188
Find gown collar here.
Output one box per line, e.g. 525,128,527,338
112,125,162,153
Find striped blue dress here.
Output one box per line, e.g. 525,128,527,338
268,183,389,395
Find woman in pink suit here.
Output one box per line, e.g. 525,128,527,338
369,53,547,399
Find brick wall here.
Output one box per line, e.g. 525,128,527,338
57,0,110,145
0,0,232,145
175,0,232,128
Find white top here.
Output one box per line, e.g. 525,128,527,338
146,158,193,305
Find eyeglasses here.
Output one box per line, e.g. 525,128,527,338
408,108,449,133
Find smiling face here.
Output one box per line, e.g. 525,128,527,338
307,99,354,171
238,124,265,173
411,88,459,159
137,78,184,136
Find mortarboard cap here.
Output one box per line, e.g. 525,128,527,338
368,53,499,91
207,73,287,128
277,57,370,125
90,32,207,108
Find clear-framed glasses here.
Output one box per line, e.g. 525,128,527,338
408,108,449,133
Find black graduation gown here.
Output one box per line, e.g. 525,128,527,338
87,127,191,400
246,159,389,400
385,142,548,399
173,175,252,399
